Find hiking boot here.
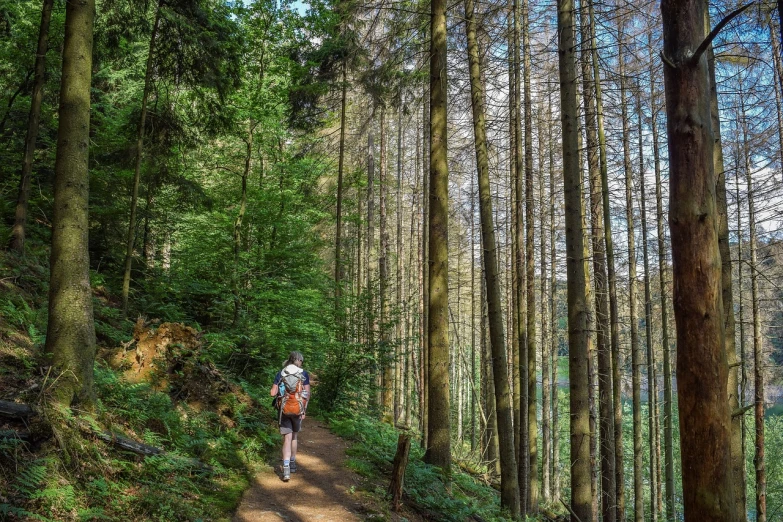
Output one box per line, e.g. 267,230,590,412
282,464,290,481
290,461,297,473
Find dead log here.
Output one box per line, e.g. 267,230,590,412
388,432,411,511
0,400,35,418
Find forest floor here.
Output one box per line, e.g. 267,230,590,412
233,419,422,522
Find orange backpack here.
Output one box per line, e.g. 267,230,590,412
278,367,305,417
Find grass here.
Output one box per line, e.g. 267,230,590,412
325,412,516,522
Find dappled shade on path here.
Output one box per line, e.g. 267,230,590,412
233,420,364,522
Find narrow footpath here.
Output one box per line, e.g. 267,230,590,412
233,419,365,522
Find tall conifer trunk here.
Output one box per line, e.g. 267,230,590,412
45,0,97,406
581,8,615,519
617,19,642,520
739,91,766,522
465,2,520,513
556,0,593,518
709,17,747,519
424,0,451,470
335,61,348,331
637,79,659,522
522,0,537,511
660,1,738,519
10,0,54,252
122,1,162,317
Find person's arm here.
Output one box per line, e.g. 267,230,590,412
302,383,311,418
270,372,282,397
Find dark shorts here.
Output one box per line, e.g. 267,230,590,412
279,414,302,435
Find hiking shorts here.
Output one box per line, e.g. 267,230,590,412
279,414,302,435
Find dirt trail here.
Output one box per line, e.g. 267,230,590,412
233,419,365,522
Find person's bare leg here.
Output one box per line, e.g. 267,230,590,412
282,433,292,461
291,432,298,461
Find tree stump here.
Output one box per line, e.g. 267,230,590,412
388,432,411,511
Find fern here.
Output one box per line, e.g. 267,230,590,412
14,461,48,499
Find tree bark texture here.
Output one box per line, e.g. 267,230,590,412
661,1,738,519
708,25,747,520
44,0,97,407
424,0,450,471
557,0,593,519
465,2,520,513
581,9,615,520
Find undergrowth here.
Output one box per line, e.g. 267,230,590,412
0,250,281,521
325,412,513,522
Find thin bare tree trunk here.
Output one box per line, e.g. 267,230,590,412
739,91,766,522
233,122,254,327
540,108,551,505
511,1,528,508
588,4,624,515
9,0,54,252
581,8,615,519
396,103,404,423
522,0,538,511
548,90,561,504
649,47,677,522
335,61,348,333
637,79,659,522
617,19,643,520
709,19,747,519
557,0,593,518
122,1,162,317
465,2,519,512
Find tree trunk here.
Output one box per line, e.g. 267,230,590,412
396,102,404,423
548,90,560,504
424,0,451,471
557,0,593,518
539,112,551,506
335,61,348,332
233,122,254,327
44,0,97,406
637,81,659,522
465,2,519,513
511,2,528,508
522,0,537,512
121,1,162,317
581,8,615,520
379,107,393,418
661,1,738,519
650,51,676,522
367,130,376,401
9,0,54,252
709,20,747,520
421,93,430,449
617,19,643,520
588,3,624,515
739,91,766,522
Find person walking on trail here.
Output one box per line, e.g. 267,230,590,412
270,351,310,482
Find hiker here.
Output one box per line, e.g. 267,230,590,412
270,351,310,481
